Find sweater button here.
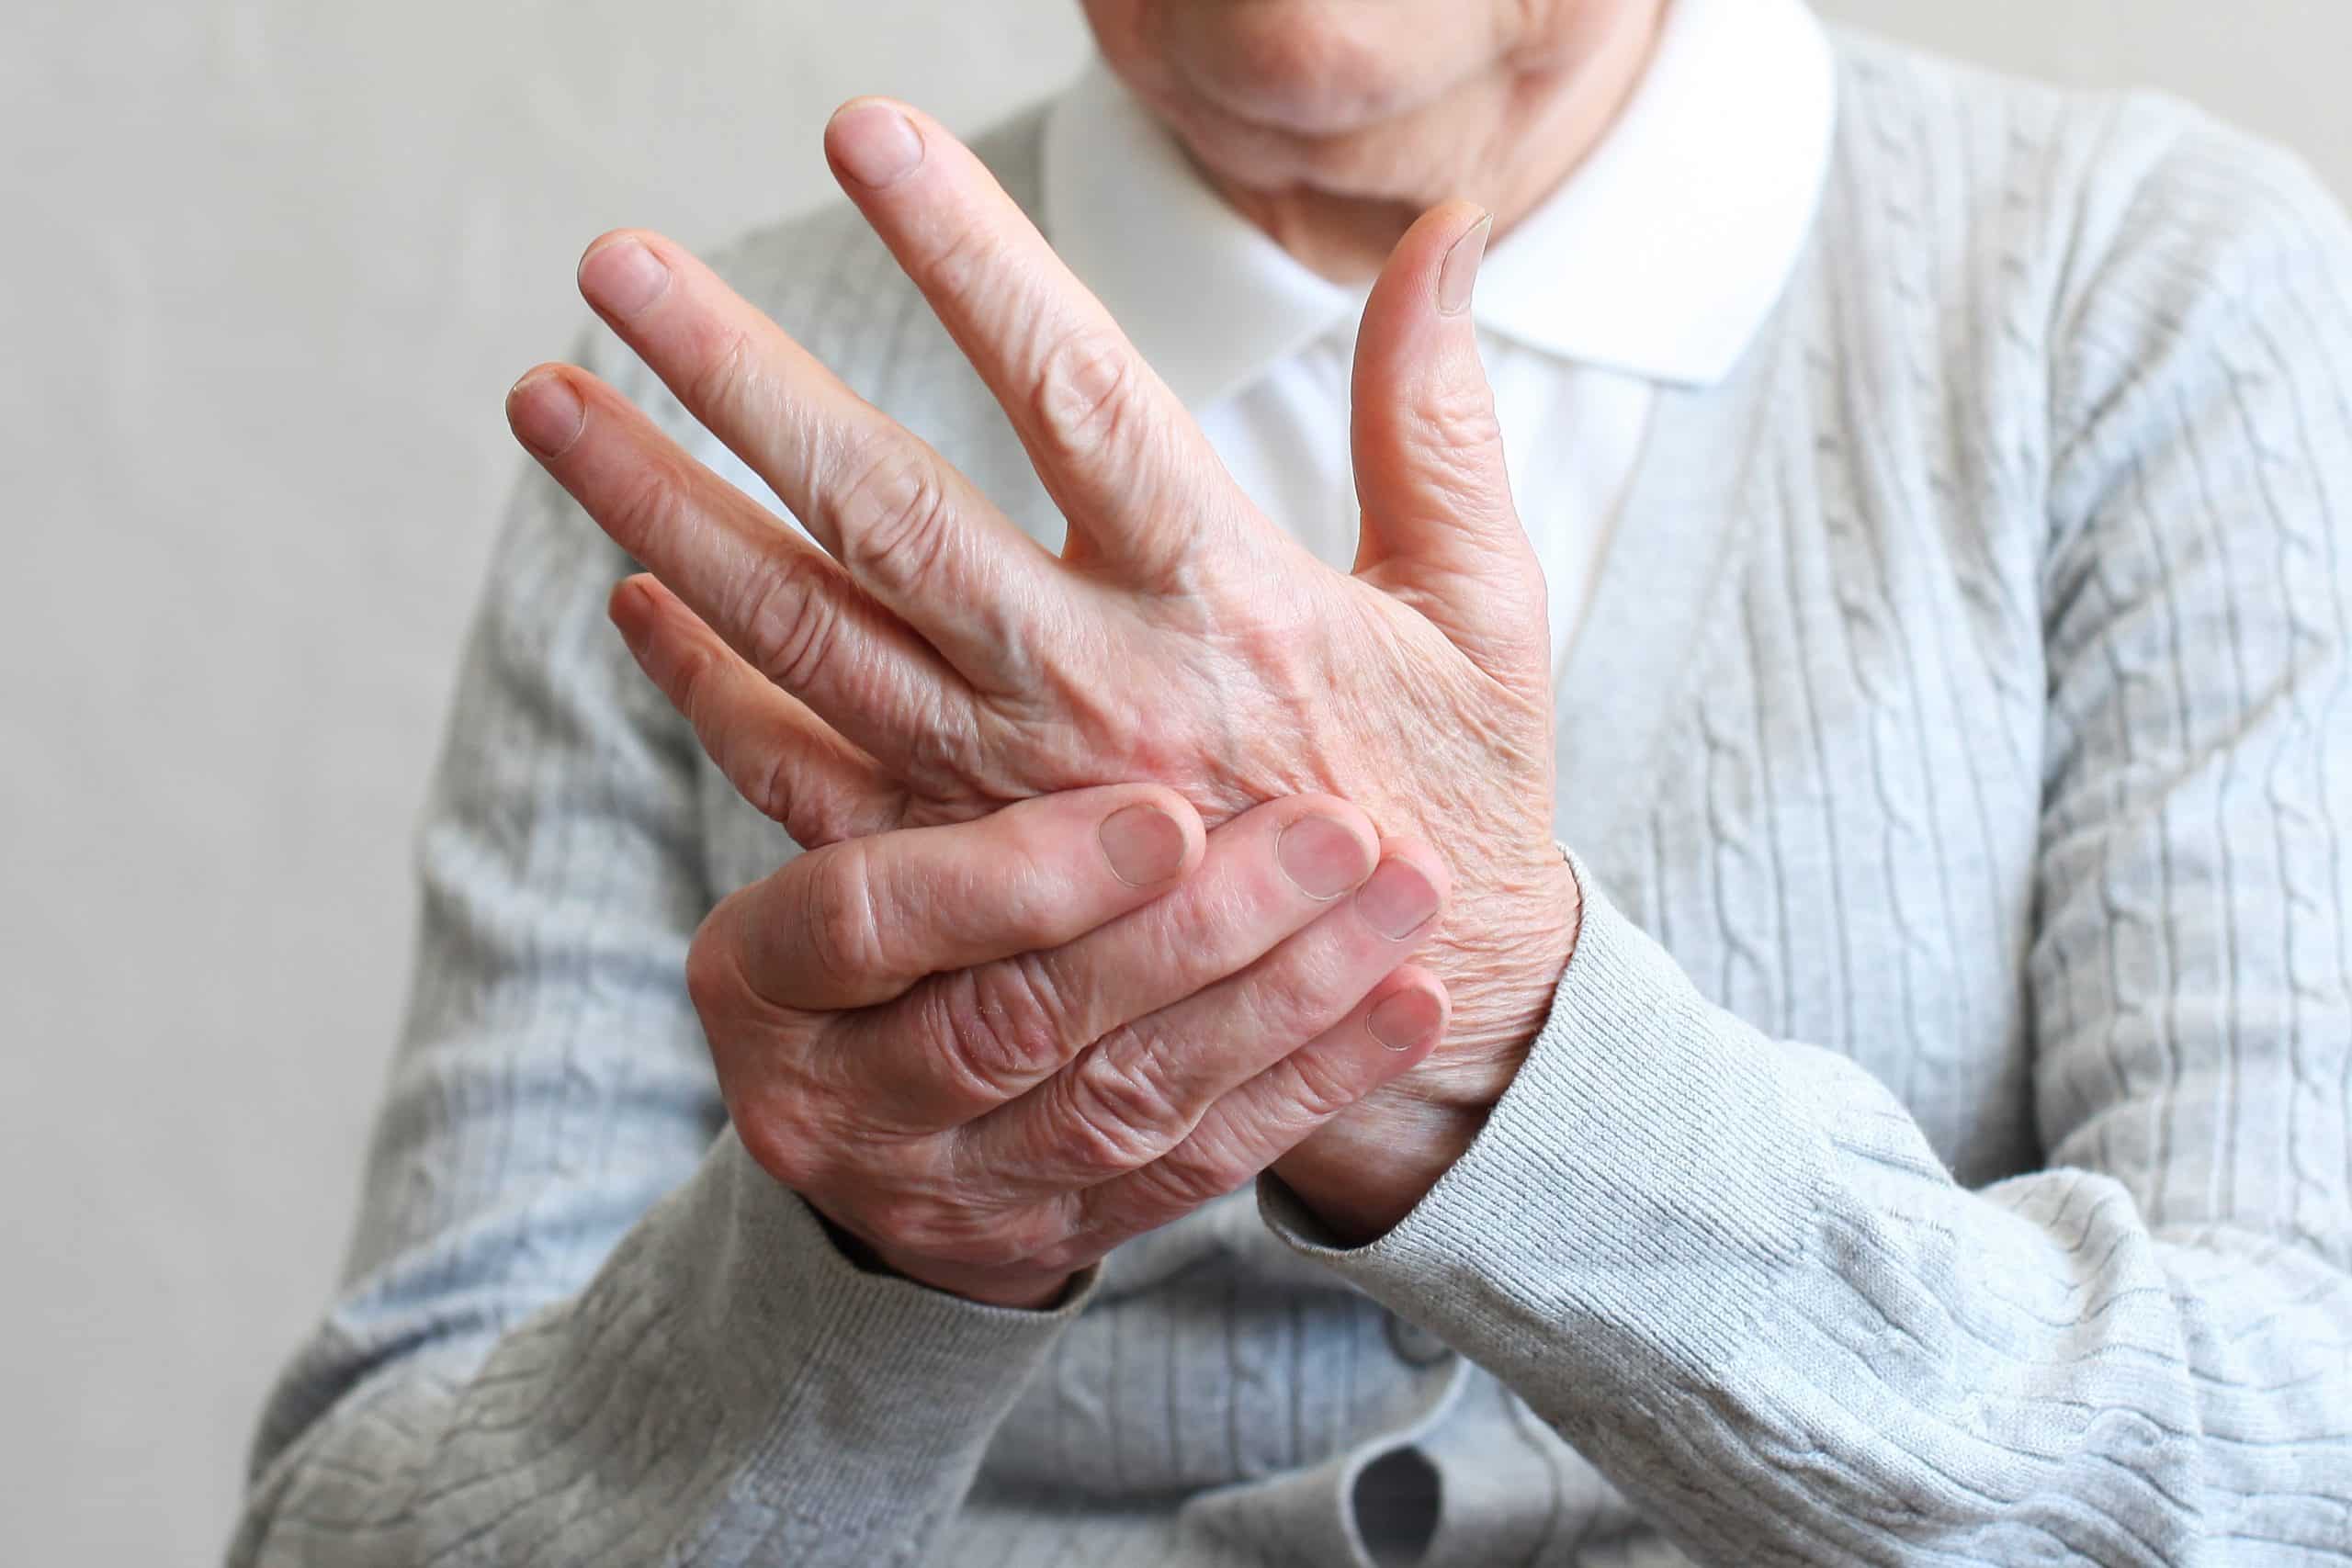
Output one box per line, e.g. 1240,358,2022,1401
1386,1313,1451,1366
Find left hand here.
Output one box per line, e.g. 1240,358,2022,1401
504,98,1577,1238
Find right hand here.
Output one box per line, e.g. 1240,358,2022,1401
690,784,1452,1307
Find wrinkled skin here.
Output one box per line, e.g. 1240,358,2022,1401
675,784,1452,1307
506,101,1579,1240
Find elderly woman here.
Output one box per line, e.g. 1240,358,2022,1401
236,0,2352,1562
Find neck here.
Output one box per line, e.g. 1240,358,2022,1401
1185,2,1667,285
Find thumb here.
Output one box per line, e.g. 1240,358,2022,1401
1350,199,1548,688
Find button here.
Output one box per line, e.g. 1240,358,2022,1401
1385,1312,1451,1366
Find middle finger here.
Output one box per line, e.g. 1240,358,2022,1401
844,795,1383,1131
956,836,1449,1198
507,365,980,784
573,227,1063,695
824,98,1255,585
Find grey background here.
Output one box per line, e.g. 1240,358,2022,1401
3,2,2343,1560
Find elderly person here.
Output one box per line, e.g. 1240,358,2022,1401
235,0,2352,1561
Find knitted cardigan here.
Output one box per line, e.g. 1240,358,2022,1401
233,28,2352,1568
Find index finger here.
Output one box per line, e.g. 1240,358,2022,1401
707,784,1204,1016
824,98,1253,585
846,795,1382,1132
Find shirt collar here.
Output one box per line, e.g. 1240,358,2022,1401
1041,0,1838,409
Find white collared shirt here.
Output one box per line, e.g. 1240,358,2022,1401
1043,0,1837,677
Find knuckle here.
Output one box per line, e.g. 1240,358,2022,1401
1267,945,1369,1040
743,747,855,850
746,742,806,831
1029,329,1142,466
1277,1049,1363,1126
900,703,989,789
605,460,692,552
733,550,842,695
831,441,958,595
1418,378,1505,456
1405,387,1512,507
1057,1034,1189,1176
1148,1131,1259,1210
684,326,761,423
917,220,1001,304
797,842,891,984
929,963,1069,1100
998,943,1084,1034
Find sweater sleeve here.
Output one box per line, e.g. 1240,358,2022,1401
229,344,1089,1566
1263,113,2352,1563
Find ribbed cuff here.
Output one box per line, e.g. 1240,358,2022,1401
636,1131,1098,1554
1261,847,1829,1380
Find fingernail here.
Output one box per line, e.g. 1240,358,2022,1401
1436,212,1491,318
507,370,584,458
1100,803,1188,887
1356,859,1440,941
579,236,671,320
831,102,925,187
1368,988,1442,1053
1278,816,1372,901
608,578,656,649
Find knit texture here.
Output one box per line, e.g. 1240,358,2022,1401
233,30,2352,1568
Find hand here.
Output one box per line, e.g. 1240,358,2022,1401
684,781,1452,1307
507,100,1577,1236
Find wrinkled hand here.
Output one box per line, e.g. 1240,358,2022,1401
508,100,1577,1237
681,783,1450,1306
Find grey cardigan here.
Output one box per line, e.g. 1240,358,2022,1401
234,28,2352,1568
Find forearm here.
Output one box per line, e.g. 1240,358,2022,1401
232,419,1092,1561
234,1131,1089,1567
1266,861,2352,1564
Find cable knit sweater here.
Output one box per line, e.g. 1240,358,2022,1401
233,28,2352,1568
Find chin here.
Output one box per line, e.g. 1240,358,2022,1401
1169,10,1455,135
1081,0,1498,139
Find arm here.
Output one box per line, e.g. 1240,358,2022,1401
239,330,1450,1560
1263,118,2352,1565
230,427,1102,1566
488,97,2348,1558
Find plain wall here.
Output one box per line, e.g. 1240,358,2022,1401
3,2,2345,1560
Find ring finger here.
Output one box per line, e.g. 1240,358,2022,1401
953,836,1450,1196
506,363,982,784
571,228,1064,694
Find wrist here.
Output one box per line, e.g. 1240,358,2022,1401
1272,1095,1487,1244
1271,845,1581,1244
819,1210,1080,1311
1434,850,1583,1100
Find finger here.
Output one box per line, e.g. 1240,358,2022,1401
824,98,1253,584
843,967,1445,1297
608,574,902,849
853,795,1383,1130
1070,966,1448,1247
506,364,983,782
704,784,1204,1017
573,229,1060,693
955,836,1450,1193
1350,200,1549,688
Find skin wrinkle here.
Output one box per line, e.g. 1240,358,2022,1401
538,112,1583,1250
234,29,2352,1558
